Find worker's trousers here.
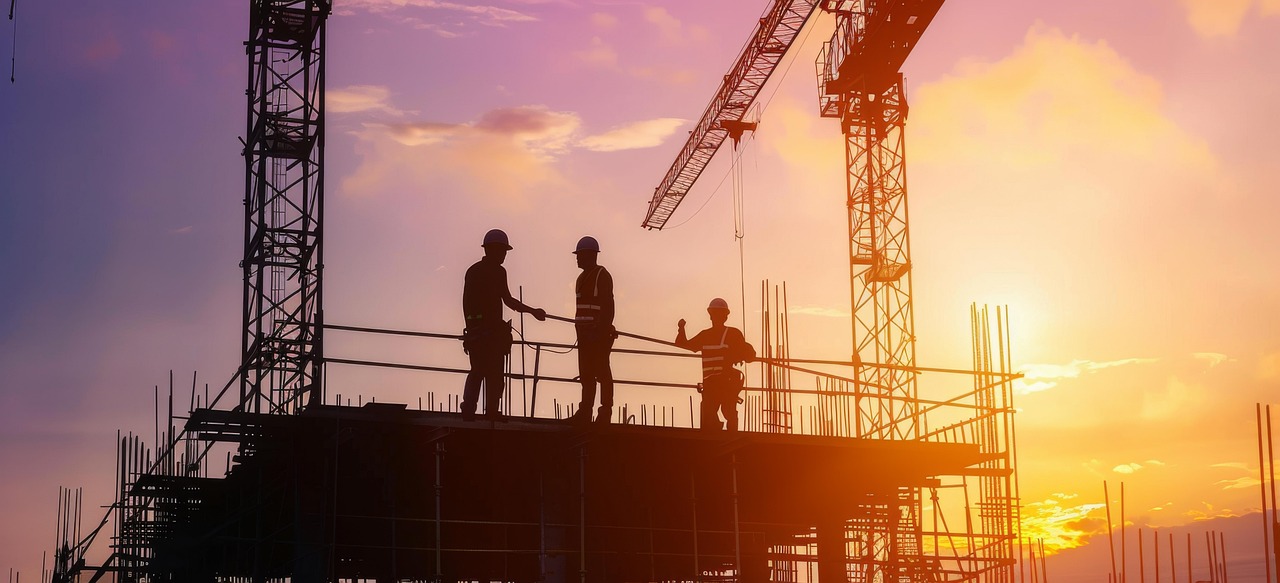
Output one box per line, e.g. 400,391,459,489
700,373,742,431
577,331,615,411
462,347,505,416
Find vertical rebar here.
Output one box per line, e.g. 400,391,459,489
1205,531,1215,583
1220,530,1229,583
1041,538,1049,583
1268,405,1279,583
1106,481,1118,583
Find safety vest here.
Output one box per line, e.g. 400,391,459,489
575,266,607,325
700,328,732,377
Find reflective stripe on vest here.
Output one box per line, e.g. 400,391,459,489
575,267,606,323
700,328,731,375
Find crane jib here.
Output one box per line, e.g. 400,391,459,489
642,0,820,230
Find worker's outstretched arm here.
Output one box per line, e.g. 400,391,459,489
502,293,546,321
675,319,696,351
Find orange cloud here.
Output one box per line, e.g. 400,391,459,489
329,85,413,116
345,0,536,21
342,106,580,206
338,0,537,34
574,37,619,68
590,12,619,30
577,118,685,152
342,106,688,206
643,6,709,45
914,25,1217,179
1015,358,1157,395
1177,0,1280,37
1022,496,1108,553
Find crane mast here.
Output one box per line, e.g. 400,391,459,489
240,0,331,414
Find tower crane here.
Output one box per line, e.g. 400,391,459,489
644,2,958,582
645,0,944,439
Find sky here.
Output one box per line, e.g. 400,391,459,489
1,0,1279,579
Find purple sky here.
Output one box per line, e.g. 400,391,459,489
3,0,1280,578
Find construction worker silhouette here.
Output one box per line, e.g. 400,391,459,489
567,236,616,424
675,298,755,431
461,229,546,421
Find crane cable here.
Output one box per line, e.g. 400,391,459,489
661,8,821,232
730,128,750,354
8,0,15,83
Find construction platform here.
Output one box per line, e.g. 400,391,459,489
138,401,1001,583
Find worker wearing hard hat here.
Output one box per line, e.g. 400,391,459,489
461,229,547,422
675,298,756,431
567,236,617,424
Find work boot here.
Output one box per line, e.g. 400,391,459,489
461,403,476,422
567,406,592,424
595,406,612,425
484,410,507,423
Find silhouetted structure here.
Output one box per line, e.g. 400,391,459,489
43,1,1024,582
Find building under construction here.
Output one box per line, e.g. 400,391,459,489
46,1,1023,582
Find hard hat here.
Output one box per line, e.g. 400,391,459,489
482,229,512,250
707,298,730,312
573,236,600,254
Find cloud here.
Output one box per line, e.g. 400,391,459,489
391,16,465,37
590,12,619,29
340,0,538,33
1021,499,1108,552
1182,503,1245,522
574,37,619,68
1179,0,1255,38
329,85,414,116
341,106,690,205
1012,357,1158,395
577,117,685,152
1112,462,1143,474
912,24,1218,206
643,6,709,45
1216,476,1261,490
1192,352,1230,367
342,105,581,204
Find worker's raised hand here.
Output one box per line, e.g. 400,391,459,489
531,308,547,322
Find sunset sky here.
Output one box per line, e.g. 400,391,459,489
2,0,1279,579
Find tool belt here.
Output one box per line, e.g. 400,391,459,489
462,320,513,356
701,369,745,396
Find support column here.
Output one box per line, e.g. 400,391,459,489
817,517,847,583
